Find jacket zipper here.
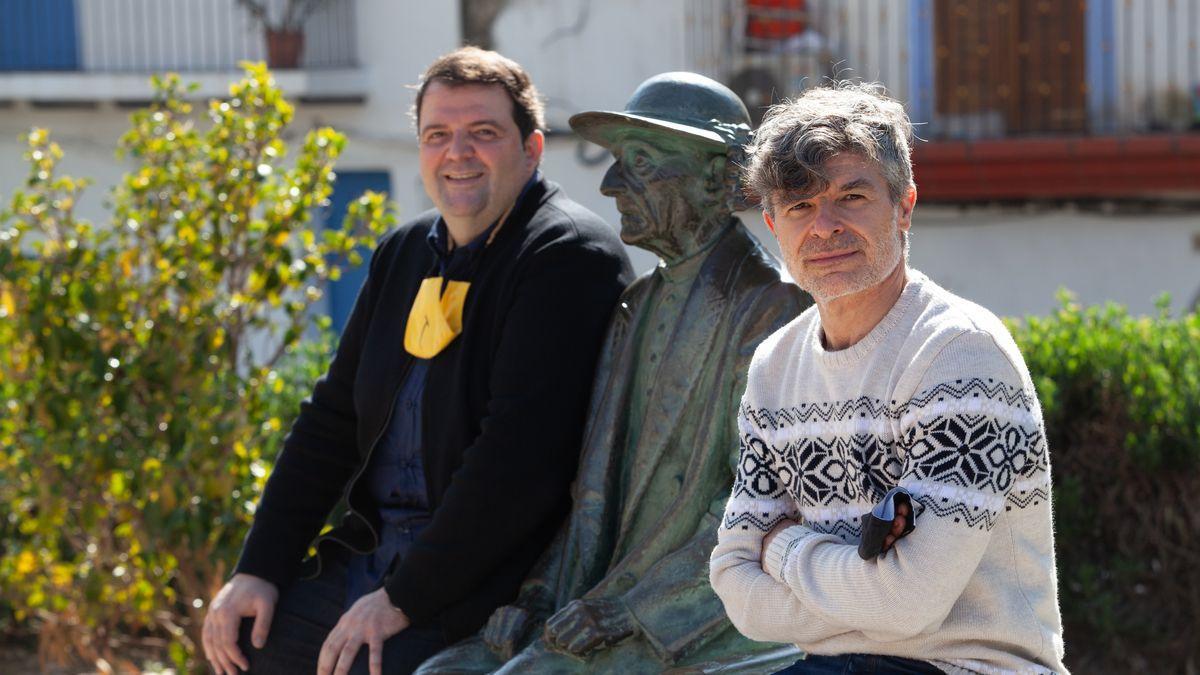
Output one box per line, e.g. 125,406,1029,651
307,358,415,574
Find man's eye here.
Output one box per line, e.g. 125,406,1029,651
842,193,864,202
474,128,498,139
423,131,446,143
788,202,812,212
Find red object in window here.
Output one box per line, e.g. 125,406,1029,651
746,0,807,41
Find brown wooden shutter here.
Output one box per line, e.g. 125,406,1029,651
934,0,1086,135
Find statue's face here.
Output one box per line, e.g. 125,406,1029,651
599,129,724,250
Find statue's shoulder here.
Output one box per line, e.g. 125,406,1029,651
617,270,659,307
726,238,811,315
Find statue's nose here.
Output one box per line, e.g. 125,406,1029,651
600,162,625,197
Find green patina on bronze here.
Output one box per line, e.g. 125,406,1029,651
418,73,811,675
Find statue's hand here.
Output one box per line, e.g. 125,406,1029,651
483,604,533,660
543,598,638,657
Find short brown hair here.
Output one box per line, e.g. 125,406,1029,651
746,80,915,212
413,47,546,139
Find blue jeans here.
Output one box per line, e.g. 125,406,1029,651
235,550,447,674
774,653,946,674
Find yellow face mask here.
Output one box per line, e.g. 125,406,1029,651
403,277,471,359
405,199,516,359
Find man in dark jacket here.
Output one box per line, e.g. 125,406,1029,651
201,47,632,675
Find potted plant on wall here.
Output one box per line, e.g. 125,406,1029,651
236,0,332,69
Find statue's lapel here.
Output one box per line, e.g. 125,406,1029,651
575,278,656,491
558,276,656,599
617,227,750,530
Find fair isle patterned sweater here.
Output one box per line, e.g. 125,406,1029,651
709,270,1067,674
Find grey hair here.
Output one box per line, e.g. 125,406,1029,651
745,80,915,213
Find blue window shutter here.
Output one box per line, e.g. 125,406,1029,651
323,171,393,335
1085,0,1117,133
908,0,934,130
0,0,79,71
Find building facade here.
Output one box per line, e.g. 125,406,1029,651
2,0,1198,319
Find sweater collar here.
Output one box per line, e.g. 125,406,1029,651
809,268,926,368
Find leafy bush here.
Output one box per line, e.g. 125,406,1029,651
1008,292,1200,673
0,64,392,672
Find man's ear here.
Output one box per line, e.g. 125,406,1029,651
763,209,776,234
524,130,545,167
704,153,728,205
897,184,917,233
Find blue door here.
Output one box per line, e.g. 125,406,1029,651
324,171,393,334
0,0,79,71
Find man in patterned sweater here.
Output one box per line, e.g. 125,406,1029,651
708,82,1068,674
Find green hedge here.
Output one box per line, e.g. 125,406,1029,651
1008,293,1200,673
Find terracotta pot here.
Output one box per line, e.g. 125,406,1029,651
265,28,305,69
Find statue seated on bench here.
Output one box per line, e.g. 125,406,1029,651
417,72,810,674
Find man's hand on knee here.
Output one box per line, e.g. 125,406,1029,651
317,587,410,675
543,597,637,657
202,573,279,675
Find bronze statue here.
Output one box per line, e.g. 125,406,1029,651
417,72,810,674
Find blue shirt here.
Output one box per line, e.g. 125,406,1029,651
344,172,539,607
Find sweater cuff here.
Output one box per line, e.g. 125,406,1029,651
763,525,809,583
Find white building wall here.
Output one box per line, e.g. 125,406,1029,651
1114,0,1200,131
812,0,910,100
0,0,458,230
78,0,255,72
77,0,357,72
491,0,693,131
1,0,1198,319
911,206,1200,317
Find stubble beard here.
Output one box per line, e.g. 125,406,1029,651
436,174,490,221
787,217,904,303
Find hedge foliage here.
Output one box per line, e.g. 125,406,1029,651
0,64,391,672
1007,293,1200,673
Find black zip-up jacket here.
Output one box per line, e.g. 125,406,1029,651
234,178,633,642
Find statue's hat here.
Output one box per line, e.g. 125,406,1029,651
570,72,751,152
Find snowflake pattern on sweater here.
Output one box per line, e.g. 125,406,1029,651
724,377,1051,539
